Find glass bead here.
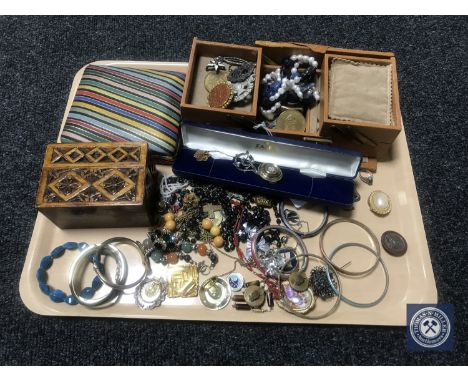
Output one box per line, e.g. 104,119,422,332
36,268,47,283
181,241,193,253
65,295,78,305
142,238,152,250
91,276,103,290
62,242,79,250
150,250,164,263
49,289,67,303
50,246,65,259
40,255,53,270
39,282,50,295
166,252,179,264
80,287,95,299
197,244,208,256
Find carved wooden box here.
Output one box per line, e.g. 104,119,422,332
36,142,156,229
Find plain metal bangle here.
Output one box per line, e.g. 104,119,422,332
326,243,389,308
319,218,381,276
68,244,128,308
277,201,328,238
277,254,342,320
94,237,150,291
251,225,309,276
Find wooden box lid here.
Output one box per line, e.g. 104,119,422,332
36,142,149,208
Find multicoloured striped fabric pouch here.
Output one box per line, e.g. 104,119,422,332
60,64,185,162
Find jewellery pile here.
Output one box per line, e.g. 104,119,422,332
260,54,320,120
205,56,256,108
37,171,405,320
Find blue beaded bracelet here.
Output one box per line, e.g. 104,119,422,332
36,242,104,305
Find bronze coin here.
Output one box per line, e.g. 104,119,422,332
207,82,233,108
381,231,407,256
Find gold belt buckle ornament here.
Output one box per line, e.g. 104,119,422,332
167,265,199,298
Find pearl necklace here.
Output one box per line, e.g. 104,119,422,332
260,54,320,120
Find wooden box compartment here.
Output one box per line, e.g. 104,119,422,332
35,142,156,229
180,38,262,126
255,41,403,160
256,42,325,141
321,53,402,159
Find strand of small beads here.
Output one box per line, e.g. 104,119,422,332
36,242,104,305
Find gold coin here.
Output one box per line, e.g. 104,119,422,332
276,110,306,131
204,71,228,92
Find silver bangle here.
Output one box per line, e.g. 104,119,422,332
277,254,342,320
319,218,381,276
277,201,328,238
326,243,389,308
68,244,128,308
94,237,150,291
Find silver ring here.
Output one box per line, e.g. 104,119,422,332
359,169,373,185
94,237,150,291
277,254,342,320
277,201,328,238
251,225,309,278
68,244,128,308
326,243,389,308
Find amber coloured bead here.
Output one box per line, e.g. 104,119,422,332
166,252,179,264
197,243,208,256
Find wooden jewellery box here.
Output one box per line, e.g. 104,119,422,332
180,38,402,161
180,38,262,126
35,142,156,229
255,41,402,160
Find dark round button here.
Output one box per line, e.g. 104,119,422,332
381,231,408,256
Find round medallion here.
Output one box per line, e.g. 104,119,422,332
228,272,244,292
381,231,408,256
134,277,167,310
282,283,316,314
288,271,309,292
207,82,233,108
258,163,283,183
276,110,306,132
204,71,229,92
368,190,392,216
243,285,266,308
199,277,231,310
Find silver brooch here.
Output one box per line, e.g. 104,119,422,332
134,277,167,310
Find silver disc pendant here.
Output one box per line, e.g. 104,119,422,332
134,277,167,310
258,163,283,183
